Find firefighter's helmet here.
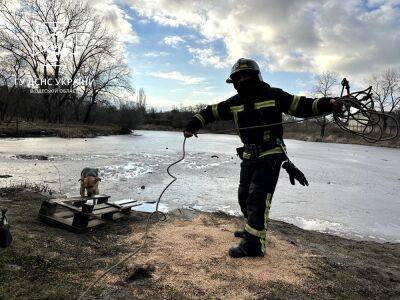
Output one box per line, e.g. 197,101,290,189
226,58,263,83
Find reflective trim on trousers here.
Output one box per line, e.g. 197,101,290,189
244,224,266,238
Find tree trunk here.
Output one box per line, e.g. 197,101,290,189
1,103,9,121
320,123,326,139
84,93,98,124
382,115,388,132
83,103,93,123
74,104,81,122
321,116,326,139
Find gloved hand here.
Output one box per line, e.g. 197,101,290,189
282,160,309,186
183,130,197,138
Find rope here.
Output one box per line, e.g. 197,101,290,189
204,87,399,143
211,115,325,134
77,138,187,300
78,86,399,298
333,86,399,143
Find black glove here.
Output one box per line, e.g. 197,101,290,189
282,160,309,186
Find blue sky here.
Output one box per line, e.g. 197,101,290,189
125,10,316,110
102,0,400,110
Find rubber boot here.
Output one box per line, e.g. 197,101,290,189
234,230,244,238
229,231,264,258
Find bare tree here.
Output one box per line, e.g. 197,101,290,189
0,0,116,122
366,68,400,130
0,53,28,123
83,56,133,123
313,71,339,139
136,88,146,113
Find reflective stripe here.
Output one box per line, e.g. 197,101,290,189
264,193,272,231
312,99,319,115
212,104,220,120
243,146,283,159
259,146,284,158
254,100,275,110
260,238,266,253
230,105,244,113
261,193,273,253
194,114,205,126
245,224,266,238
233,113,238,126
288,95,301,114
230,105,244,138
243,152,251,159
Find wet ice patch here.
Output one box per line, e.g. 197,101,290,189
130,202,169,213
186,162,221,169
282,216,344,233
101,162,153,180
183,154,232,170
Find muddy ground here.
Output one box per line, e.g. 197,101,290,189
0,186,399,299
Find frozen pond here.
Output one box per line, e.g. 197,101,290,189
0,130,399,243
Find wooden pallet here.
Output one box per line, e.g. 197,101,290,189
38,195,139,233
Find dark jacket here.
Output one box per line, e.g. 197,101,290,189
185,81,333,159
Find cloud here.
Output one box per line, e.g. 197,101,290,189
138,18,150,24
89,0,138,44
127,0,400,81
143,51,170,57
187,46,229,69
147,71,205,84
163,35,185,47
191,90,216,96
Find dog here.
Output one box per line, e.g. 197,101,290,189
80,168,101,198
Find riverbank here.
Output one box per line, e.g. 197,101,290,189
0,186,399,299
0,122,124,138
1,122,398,149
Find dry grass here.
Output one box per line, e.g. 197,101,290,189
1,188,399,299
0,121,122,138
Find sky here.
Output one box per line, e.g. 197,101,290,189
89,0,400,109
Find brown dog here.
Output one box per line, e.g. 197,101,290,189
80,168,101,198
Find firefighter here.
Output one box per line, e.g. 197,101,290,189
183,58,342,258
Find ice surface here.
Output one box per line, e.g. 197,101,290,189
0,130,399,242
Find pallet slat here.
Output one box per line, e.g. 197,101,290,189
38,194,134,233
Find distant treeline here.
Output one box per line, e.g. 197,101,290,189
143,104,304,132
0,85,146,133
144,104,235,132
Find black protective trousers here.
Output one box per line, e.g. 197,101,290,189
238,156,283,246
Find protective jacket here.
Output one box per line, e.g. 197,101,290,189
185,81,333,159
